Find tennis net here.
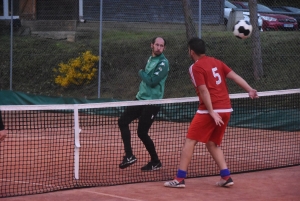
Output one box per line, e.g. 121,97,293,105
0,89,299,197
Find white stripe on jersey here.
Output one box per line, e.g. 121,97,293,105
197,108,233,114
189,64,197,87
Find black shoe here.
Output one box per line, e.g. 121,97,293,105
141,161,162,171
164,179,186,188
216,177,234,187
119,155,137,169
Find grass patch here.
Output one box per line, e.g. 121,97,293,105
0,26,299,99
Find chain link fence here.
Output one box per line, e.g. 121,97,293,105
0,0,299,100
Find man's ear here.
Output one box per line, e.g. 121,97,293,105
191,49,196,56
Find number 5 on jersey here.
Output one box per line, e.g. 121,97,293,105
212,67,221,85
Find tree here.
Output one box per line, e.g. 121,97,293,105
249,0,264,80
182,0,197,40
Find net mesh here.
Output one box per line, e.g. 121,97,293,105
0,89,299,197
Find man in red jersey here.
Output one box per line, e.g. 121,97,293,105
164,37,258,188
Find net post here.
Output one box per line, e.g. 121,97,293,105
74,105,81,180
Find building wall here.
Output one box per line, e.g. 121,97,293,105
19,0,36,20
36,0,78,20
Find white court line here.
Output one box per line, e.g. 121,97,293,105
82,190,144,201
0,179,63,189
1,179,143,201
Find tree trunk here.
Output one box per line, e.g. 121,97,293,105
248,0,264,80
182,0,197,40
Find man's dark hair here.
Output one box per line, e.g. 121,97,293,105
152,37,167,46
188,37,205,55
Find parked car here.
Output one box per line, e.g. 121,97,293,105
231,1,298,31
224,0,262,30
270,6,300,29
270,6,300,13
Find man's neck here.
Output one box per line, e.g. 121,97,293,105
194,54,205,62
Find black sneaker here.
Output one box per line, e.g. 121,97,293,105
119,155,137,169
141,161,162,171
216,177,234,187
164,179,185,188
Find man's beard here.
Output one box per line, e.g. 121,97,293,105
153,50,162,56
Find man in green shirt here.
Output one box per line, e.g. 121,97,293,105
118,37,169,171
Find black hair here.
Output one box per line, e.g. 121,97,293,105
152,37,167,46
188,37,205,55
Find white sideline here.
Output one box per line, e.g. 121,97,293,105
82,190,144,201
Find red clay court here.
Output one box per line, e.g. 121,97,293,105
0,90,299,200
1,166,299,201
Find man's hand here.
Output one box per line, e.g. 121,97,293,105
0,130,7,142
249,89,259,99
209,111,224,126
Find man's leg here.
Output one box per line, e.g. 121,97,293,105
207,113,233,187
0,111,6,142
137,105,161,171
165,113,212,188
178,138,198,171
118,105,141,169
206,141,227,170
0,130,7,142
206,141,233,186
164,138,197,187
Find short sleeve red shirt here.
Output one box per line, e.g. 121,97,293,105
189,56,232,110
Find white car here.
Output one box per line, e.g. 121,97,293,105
224,1,262,31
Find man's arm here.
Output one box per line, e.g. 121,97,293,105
226,71,258,99
0,111,7,142
198,85,224,126
138,62,169,87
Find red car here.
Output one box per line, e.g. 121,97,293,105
231,1,298,31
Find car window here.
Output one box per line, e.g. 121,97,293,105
257,4,274,12
286,7,300,13
225,1,237,8
232,3,244,9
241,2,273,12
271,7,288,12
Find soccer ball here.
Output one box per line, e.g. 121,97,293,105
233,20,253,39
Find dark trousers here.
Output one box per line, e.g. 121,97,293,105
0,111,4,130
118,105,160,162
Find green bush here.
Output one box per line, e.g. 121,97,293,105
54,51,99,88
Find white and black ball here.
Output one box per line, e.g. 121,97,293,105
233,20,253,39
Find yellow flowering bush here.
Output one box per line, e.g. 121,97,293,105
54,51,99,88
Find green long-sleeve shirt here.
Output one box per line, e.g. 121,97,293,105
136,53,169,100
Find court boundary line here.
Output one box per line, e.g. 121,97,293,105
0,178,63,189
82,190,144,201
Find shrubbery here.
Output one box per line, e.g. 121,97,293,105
53,51,99,88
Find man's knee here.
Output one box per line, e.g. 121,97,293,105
137,129,149,141
205,141,218,152
118,118,128,128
